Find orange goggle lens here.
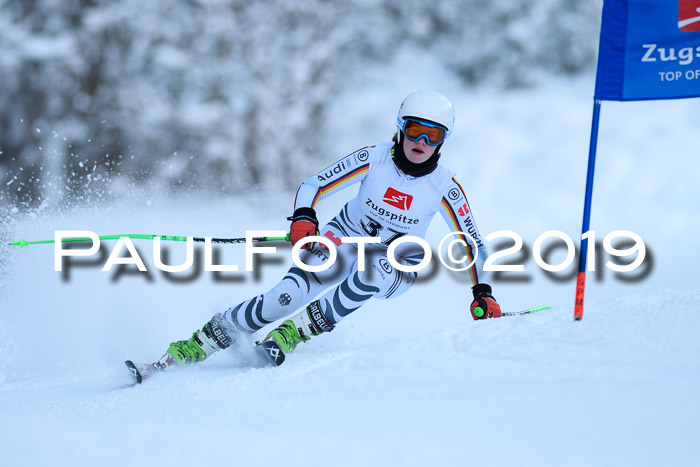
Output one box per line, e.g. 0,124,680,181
403,119,446,146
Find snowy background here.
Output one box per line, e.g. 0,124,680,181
2,1,700,466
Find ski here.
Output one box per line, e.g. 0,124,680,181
501,305,557,317
124,359,169,384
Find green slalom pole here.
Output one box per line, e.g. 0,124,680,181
501,305,558,317
9,233,290,248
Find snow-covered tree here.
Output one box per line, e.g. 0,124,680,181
0,0,601,213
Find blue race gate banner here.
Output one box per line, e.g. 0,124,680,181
577,0,700,320
595,0,700,101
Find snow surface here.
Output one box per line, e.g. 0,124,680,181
1,65,700,465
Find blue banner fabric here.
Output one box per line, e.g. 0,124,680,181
595,0,700,101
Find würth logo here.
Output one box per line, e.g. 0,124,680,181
679,0,700,31
383,187,413,210
458,203,470,216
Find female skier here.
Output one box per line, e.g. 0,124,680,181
126,90,501,380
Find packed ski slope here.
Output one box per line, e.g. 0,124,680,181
2,72,700,466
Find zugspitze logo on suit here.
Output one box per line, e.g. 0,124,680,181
679,0,700,31
383,187,413,210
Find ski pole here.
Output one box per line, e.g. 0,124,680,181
501,305,557,317
8,233,290,248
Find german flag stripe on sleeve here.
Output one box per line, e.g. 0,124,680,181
441,197,479,285
312,164,369,208
451,177,469,202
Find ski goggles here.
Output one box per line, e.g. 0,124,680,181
397,117,449,146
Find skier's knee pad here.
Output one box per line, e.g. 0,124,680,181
357,251,416,300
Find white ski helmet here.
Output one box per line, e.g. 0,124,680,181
397,90,455,138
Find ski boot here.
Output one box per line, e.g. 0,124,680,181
164,313,234,366
259,300,334,366
125,314,234,383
